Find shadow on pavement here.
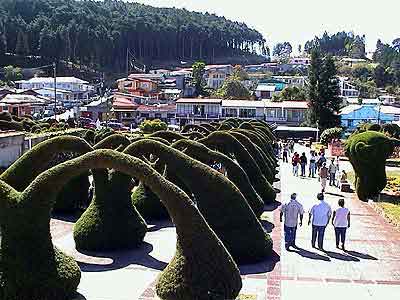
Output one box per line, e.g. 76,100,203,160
239,250,280,275
344,250,378,260
147,219,174,232
325,250,360,262
77,242,168,272
52,212,83,223
264,201,281,212
261,220,275,233
325,192,345,198
289,247,331,261
70,292,87,300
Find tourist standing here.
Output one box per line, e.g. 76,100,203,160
280,193,304,250
328,158,338,186
308,193,332,251
319,163,328,192
292,152,300,176
332,199,351,250
309,151,316,178
300,152,307,177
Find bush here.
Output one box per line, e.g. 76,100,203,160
345,131,397,201
320,127,343,145
139,119,167,134
132,182,169,220
125,139,273,263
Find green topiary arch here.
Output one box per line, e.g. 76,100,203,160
124,139,273,263
0,149,242,300
149,130,187,143
199,131,276,204
181,124,211,135
172,139,264,217
345,131,399,201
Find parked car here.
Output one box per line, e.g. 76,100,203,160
100,122,129,131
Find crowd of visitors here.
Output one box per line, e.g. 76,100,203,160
278,140,351,252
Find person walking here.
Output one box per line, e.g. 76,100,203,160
328,158,338,187
309,151,316,178
332,198,350,250
300,152,307,177
292,152,300,176
280,193,304,250
319,163,328,192
282,144,289,163
308,193,332,251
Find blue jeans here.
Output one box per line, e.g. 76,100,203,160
309,162,316,177
312,225,326,249
335,227,347,247
329,173,336,186
300,163,306,176
284,225,297,248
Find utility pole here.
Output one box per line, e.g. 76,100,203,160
377,100,382,125
126,48,129,77
53,62,57,120
316,120,319,142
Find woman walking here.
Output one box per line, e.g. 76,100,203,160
332,199,351,250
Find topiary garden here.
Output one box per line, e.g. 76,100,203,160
0,118,280,300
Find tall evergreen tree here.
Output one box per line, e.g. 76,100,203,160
307,49,341,130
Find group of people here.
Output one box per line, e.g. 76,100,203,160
286,148,348,193
280,193,351,251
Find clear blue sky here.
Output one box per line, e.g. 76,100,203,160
131,0,399,54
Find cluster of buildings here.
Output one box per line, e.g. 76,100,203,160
2,57,400,133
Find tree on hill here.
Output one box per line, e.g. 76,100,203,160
0,0,267,70
273,42,292,61
272,86,307,102
214,76,251,100
192,61,208,97
307,48,341,130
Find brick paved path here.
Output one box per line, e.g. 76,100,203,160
276,161,400,299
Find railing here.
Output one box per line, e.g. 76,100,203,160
265,117,287,122
176,113,220,119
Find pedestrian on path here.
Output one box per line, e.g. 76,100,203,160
308,193,332,251
332,198,350,250
309,151,316,178
292,152,300,176
280,193,304,250
300,152,307,177
319,163,328,192
283,144,289,163
328,158,338,187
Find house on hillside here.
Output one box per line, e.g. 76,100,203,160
264,101,308,126
339,105,394,131
176,98,222,125
255,84,277,99
221,100,265,120
204,65,233,89
136,104,176,124
0,94,50,117
117,77,159,99
272,76,307,88
339,77,360,98
15,77,92,100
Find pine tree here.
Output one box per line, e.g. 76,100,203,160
307,49,341,130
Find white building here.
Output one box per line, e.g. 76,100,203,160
255,84,277,99
204,65,233,89
272,76,307,87
289,57,311,66
15,77,93,101
339,77,360,98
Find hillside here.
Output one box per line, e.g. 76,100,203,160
0,0,268,72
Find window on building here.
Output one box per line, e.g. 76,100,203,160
348,120,353,127
239,108,256,118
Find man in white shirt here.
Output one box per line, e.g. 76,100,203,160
308,193,332,251
328,158,338,187
280,193,304,250
332,198,350,250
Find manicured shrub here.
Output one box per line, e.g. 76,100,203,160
125,139,273,263
0,112,12,121
149,130,187,143
0,119,23,131
181,124,211,135
139,119,168,134
200,123,217,132
0,149,242,300
345,131,398,201
182,131,205,140
173,139,264,217
218,123,233,130
200,131,276,204
381,123,400,139
132,182,169,220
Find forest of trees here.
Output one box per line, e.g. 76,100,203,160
304,31,366,58
0,0,268,71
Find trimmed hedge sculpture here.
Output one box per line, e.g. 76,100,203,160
125,139,273,263
149,130,187,143
345,131,399,201
200,131,276,204
181,124,211,135
0,149,242,300
172,139,265,217
74,134,148,251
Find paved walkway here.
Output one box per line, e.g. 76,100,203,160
276,158,400,299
